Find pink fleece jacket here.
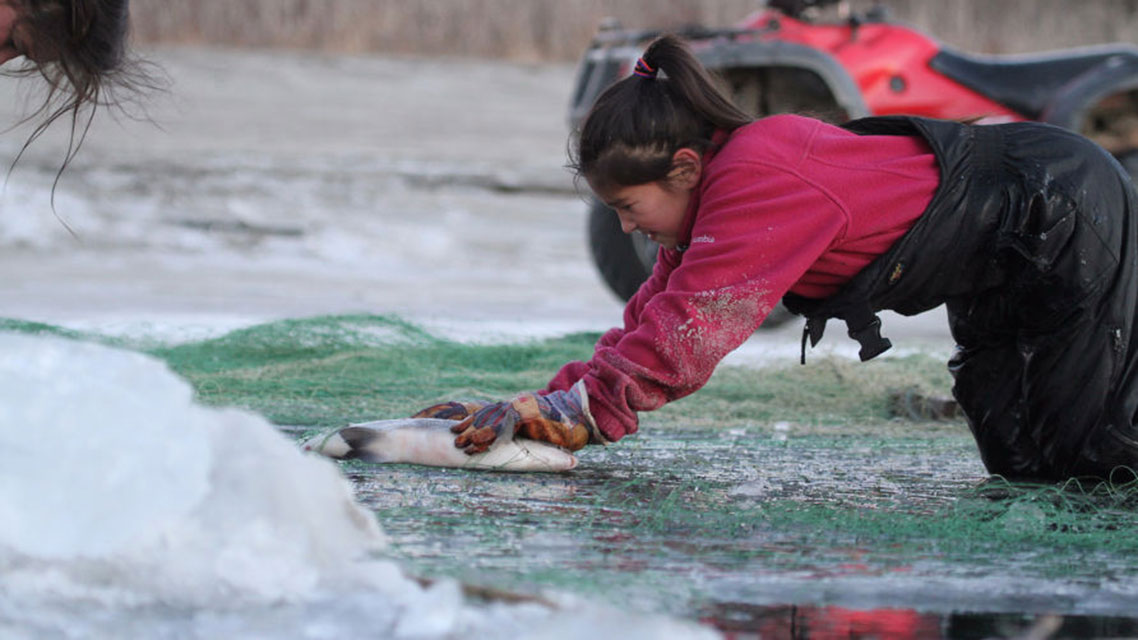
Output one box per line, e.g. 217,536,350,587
545,114,940,442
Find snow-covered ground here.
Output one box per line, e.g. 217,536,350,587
0,47,621,340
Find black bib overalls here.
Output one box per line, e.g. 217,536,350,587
786,116,1138,481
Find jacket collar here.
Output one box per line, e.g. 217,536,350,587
675,129,731,252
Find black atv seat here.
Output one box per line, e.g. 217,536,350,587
930,46,1138,120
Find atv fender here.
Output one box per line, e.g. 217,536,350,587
696,39,870,120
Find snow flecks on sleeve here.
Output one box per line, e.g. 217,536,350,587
579,276,780,442
654,281,772,383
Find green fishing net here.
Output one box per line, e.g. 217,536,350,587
5,313,1137,592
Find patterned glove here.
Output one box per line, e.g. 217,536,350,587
451,381,600,454
410,400,486,421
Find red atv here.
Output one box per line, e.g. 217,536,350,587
570,0,1138,325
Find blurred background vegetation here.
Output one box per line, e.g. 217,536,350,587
129,0,1138,61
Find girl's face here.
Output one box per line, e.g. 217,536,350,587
594,180,692,250
590,148,703,251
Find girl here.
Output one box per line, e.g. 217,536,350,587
431,34,1138,482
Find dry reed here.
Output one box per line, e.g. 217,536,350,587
128,0,1138,61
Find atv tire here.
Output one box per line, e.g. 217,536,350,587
587,197,656,301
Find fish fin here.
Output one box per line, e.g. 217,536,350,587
337,426,392,463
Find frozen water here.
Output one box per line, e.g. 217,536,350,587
0,334,719,639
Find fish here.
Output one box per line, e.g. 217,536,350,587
300,417,579,472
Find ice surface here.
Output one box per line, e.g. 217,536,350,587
0,334,719,639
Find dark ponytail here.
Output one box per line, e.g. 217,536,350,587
571,34,750,191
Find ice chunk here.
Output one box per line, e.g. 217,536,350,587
0,334,386,606
0,334,212,559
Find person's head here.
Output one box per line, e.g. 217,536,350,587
571,34,750,249
2,0,144,168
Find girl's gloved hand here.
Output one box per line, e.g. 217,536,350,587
410,400,486,421
451,382,599,454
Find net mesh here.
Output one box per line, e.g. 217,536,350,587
5,314,1137,574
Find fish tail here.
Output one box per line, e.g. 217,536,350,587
337,426,392,463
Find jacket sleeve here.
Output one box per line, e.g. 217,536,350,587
544,245,680,394
556,161,850,442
